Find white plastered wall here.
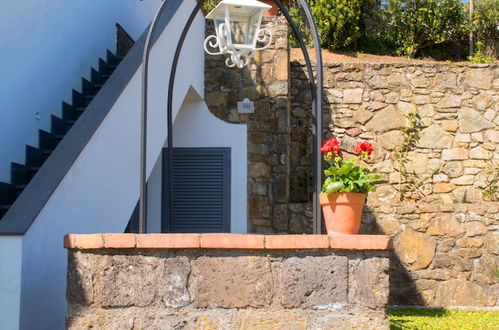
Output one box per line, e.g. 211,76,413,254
18,1,205,328
171,91,248,233
0,236,22,330
0,0,161,182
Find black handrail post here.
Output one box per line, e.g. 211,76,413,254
139,0,324,234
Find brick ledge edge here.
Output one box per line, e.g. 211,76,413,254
64,233,392,250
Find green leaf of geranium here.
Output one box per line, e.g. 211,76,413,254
325,181,343,193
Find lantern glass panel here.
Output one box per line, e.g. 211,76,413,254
228,9,260,47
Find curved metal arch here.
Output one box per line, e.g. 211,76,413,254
139,0,324,234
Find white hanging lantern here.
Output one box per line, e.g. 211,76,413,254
204,0,273,68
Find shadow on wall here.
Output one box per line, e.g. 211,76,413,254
363,206,424,306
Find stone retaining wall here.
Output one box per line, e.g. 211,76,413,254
290,61,499,307
204,17,498,307
65,234,391,329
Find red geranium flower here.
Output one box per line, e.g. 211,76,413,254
355,141,374,156
320,138,341,154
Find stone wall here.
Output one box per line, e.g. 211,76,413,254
204,17,498,307
205,17,295,234
65,234,391,329
290,61,499,307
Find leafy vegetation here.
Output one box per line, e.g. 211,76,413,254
321,139,380,194
470,0,499,57
385,0,466,57
308,0,364,50
469,41,497,63
392,109,433,201
389,308,499,330
286,0,497,60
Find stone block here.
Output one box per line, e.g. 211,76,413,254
405,152,428,174
441,120,459,132
471,254,499,285
484,130,499,143
465,221,488,237
419,125,453,149
353,109,374,124
450,175,475,185
190,256,273,308
443,161,464,177
433,72,457,89
280,256,348,308
456,237,484,248
394,228,436,270
249,162,272,177
433,183,456,193
236,311,307,329
366,106,406,133
95,255,184,307
343,89,364,104
316,312,390,330
163,258,191,307
436,94,462,109
349,258,389,309
470,146,493,160
67,252,94,306
458,108,494,133
378,131,403,151
249,197,271,218
462,69,494,90
427,214,465,237
442,148,469,161
435,278,494,306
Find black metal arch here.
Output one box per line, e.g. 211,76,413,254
139,0,324,234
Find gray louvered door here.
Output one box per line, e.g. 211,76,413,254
162,148,231,233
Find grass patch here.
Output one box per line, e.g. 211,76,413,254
389,308,499,330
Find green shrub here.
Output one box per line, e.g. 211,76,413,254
469,41,496,63
471,0,499,58
201,0,218,15
308,0,365,50
386,0,466,57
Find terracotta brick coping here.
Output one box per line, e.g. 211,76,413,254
64,234,392,250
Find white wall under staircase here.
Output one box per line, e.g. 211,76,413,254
0,0,161,182
12,1,243,329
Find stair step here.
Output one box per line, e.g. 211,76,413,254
62,102,78,121
51,115,67,135
0,204,10,210
42,150,52,156
0,183,16,204
28,166,41,173
106,49,120,66
15,184,27,191
11,163,30,185
39,130,57,150
72,90,85,107
81,78,94,95
99,58,110,75
26,146,44,167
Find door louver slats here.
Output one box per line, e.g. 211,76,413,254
163,148,230,233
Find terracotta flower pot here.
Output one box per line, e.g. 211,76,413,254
260,0,290,16
320,193,366,235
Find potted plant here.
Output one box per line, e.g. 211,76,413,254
319,138,380,235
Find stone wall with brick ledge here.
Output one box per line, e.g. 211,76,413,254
204,17,498,308
290,61,499,308
65,233,391,329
